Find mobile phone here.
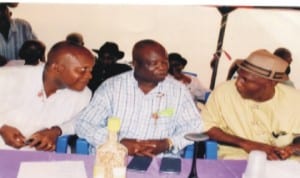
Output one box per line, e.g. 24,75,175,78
159,157,181,174
24,138,41,147
24,139,33,145
127,156,152,172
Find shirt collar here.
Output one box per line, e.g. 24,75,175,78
130,71,167,97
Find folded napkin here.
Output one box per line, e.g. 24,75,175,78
243,150,300,178
265,160,300,178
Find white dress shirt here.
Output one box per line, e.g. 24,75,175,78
0,65,91,149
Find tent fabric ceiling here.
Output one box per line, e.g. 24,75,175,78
209,6,299,89
12,4,300,88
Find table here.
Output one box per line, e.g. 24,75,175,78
128,158,247,178
0,149,247,178
0,149,94,178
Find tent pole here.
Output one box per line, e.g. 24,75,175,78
209,7,235,90
209,13,228,90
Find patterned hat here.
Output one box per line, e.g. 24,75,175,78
236,49,288,81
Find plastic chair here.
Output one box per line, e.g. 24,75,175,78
73,137,218,159
55,135,71,153
57,91,214,155
184,91,215,159
183,71,198,77
205,140,218,159
182,140,218,159
56,134,218,156
56,135,89,154
75,137,89,155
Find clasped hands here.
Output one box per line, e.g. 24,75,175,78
0,124,61,151
242,141,298,160
120,138,170,157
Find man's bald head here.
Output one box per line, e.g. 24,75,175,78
43,41,95,95
132,39,167,64
46,41,93,68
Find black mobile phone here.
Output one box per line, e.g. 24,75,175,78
159,157,181,174
24,139,33,145
127,156,152,172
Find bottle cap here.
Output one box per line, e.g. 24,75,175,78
108,117,121,132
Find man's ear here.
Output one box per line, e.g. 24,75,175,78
50,63,64,73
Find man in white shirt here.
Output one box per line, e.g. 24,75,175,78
0,41,95,151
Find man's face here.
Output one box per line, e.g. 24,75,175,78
235,69,274,100
168,60,184,75
99,52,117,66
134,46,169,83
58,53,95,91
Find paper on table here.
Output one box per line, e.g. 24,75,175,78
265,160,300,178
17,161,87,178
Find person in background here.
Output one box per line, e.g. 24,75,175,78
168,52,210,102
202,49,300,160
88,41,132,92
76,39,202,157
226,59,241,81
227,47,295,86
0,41,95,151
5,39,45,66
14,39,45,66
66,32,84,46
0,3,37,60
273,47,294,87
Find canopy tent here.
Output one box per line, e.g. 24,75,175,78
13,4,300,88
209,6,300,89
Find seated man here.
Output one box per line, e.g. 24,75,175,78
202,49,300,160
168,52,210,102
19,39,46,65
76,39,203,157
273,47,295,87
0,41,95,151
66,32,84,46
88,41,132,93
5,39,46,66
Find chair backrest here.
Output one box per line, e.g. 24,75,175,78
56,92,217,157
205,140,218,159
56,135,218,159
182,91,217,159
182,140,217,160
55,135,70,153
56,135,90,154
75,138,90,154
182,71,198,77
204,91,211,103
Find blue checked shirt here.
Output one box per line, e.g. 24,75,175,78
0,18,37,60
75,71,203,153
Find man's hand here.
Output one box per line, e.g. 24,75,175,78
241,141,284,160
272,143,300,160
0,124,26,149
120,138,169,157
206,127,294,160
27,126,62,151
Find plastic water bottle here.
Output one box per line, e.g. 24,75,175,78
94,117,128,178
